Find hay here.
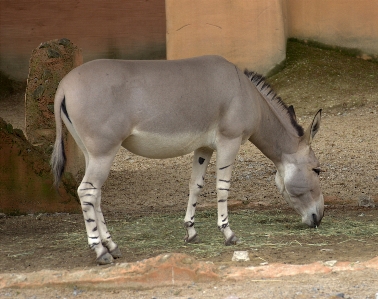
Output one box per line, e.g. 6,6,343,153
104,208,378,261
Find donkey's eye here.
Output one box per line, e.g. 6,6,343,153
312,168,321,175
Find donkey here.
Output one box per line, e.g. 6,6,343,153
51,55,324,265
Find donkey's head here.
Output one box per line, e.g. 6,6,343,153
275,110,324,227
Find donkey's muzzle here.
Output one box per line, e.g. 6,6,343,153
311,213,322,228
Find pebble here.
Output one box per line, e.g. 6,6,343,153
35,213,44,220
324,260,338,267
73,286,83,296
232,251,250,262
358,195,375,208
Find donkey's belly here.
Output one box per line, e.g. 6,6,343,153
121,130,215,159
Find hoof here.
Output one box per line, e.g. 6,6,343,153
96,252,114,265
225,233,239,246
110,246,122,259
184,233,200,244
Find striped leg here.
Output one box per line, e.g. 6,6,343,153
94,191,122,258
184,147,213,243
216,137,241,245
78,153,120,265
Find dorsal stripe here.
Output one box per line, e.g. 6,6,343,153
244,70,304,137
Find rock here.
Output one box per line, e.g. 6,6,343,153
0,117,79,214
358,195,375,208
25,38,82,146
324,260,337,267
47,48,61,58
25,38,85,181
232,251,250,262
5,123,13,134
58,38,71,47
32,84,45,100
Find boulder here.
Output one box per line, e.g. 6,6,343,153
25,38,85,181
0,117,79,214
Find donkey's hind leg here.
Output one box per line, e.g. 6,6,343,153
78,151,120,265
184,147,213,243
96,200,122,259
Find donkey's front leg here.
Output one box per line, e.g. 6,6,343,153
216,138,241,245
184,147,213,243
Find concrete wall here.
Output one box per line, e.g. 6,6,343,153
286,0,378,57
0,0,166,81
1,0,378,80
166,0,287,75
166,0,378,73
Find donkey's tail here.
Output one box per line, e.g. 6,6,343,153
50,84,66,190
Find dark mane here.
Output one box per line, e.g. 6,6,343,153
244,70,304,137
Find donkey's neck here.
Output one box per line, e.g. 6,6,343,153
249,101,300,164
244,71,303,164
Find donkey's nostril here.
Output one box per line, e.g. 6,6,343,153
312,213,318,228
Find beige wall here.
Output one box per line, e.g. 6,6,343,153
286,0,378,56
166,0,287,75
167,0,378,74
1,0,378,80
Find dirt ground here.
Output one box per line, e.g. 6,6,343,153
0,41,378,298
1,269,378,299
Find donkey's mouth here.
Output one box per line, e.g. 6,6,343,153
302,212,322,228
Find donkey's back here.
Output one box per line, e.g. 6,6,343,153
58,55,256,159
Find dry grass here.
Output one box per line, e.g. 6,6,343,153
98,208,378,261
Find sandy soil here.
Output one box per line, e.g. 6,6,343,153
1,269,378,299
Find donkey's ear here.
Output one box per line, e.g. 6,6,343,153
288,105,297,121
304,109,322,144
